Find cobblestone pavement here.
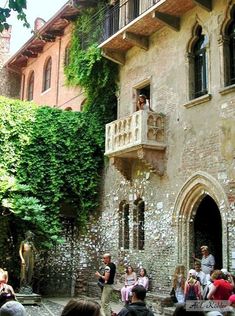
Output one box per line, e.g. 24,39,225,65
23,298,160,315
24,300,64,316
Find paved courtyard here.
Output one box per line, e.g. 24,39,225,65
23,297,124,316
22,297,160,315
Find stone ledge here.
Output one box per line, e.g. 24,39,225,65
16,293,42,306
219,83,235,95
183,94,212,108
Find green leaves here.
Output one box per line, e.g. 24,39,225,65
0,0,29,32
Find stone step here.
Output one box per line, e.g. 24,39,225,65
163,306,176,316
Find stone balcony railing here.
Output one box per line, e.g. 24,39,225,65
105,110,166,180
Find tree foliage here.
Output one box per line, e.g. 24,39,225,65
0,0,29,32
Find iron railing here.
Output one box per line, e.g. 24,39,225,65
79,0,161,49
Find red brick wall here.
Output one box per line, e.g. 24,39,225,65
22,24,85,111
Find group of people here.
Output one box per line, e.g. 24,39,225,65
171,245,235,315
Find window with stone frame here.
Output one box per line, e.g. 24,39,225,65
133,196,145,250
27,71,34,101
119,200,130,249
42,57,52,92
187,24,208,100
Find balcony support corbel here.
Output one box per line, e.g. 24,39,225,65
123,31,149,50
153,12,180,32
110,157,132,181
101,49,125,65
193,0,212,11
137,148,165,176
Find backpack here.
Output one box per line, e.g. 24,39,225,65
185,283,197,301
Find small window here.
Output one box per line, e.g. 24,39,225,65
64,44,70,67
193,26,208,98
119,200,130,249
42,57,52,92
27,71,34,101
135,83,151,111
133,196,145,250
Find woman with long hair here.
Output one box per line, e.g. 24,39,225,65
121,265,137,304
172,265,185,303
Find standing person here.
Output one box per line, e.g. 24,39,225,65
172,265,185,304
194,262,207,290
136,94,153,111
95,253,116,316
121,266,137,304
136,268,149,290
184,269,201,301
193,245,215,276
19,231,37,289
0,269,15,308
118,285,154,316
207,270,234,300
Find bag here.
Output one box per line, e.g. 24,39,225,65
97,277,104,290
185,284,197,300
170,287,178,303
0,286,15,307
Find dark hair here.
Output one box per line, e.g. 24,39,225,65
139,268,147,276
131,285,146,301
126,266,134,274
61,299,101,316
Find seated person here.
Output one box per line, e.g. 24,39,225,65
121,266,137,304
136,268,149,290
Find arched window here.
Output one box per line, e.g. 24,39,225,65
227,13,235,85
133,196,145,250
119,200,129,249
193,26,208,98
64,44,70,67
27,71,34,101
42,57,52,92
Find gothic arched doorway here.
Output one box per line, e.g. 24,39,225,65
194,195,222,269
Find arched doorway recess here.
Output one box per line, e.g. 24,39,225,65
173,171,229,270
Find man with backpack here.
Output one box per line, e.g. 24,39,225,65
118,285,154,316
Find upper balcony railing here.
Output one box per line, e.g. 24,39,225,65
80,0,161,49
105,110,165,157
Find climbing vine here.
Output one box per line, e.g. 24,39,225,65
0,2,118,284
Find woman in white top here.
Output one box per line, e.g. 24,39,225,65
121,266,137,304
136,268,149,290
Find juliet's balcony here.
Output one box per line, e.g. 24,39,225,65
105,110,166,180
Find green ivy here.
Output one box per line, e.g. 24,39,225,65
0,3,118,284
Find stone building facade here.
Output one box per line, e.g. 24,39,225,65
0,27,20,98
40,0,235,298
73,0,235,296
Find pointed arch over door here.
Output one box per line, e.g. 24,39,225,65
173,171,229,270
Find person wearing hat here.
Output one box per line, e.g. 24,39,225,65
184,269,202,301
0,301,26,316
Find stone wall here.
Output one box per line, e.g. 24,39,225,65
37,0,235,297
0,28,20,99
